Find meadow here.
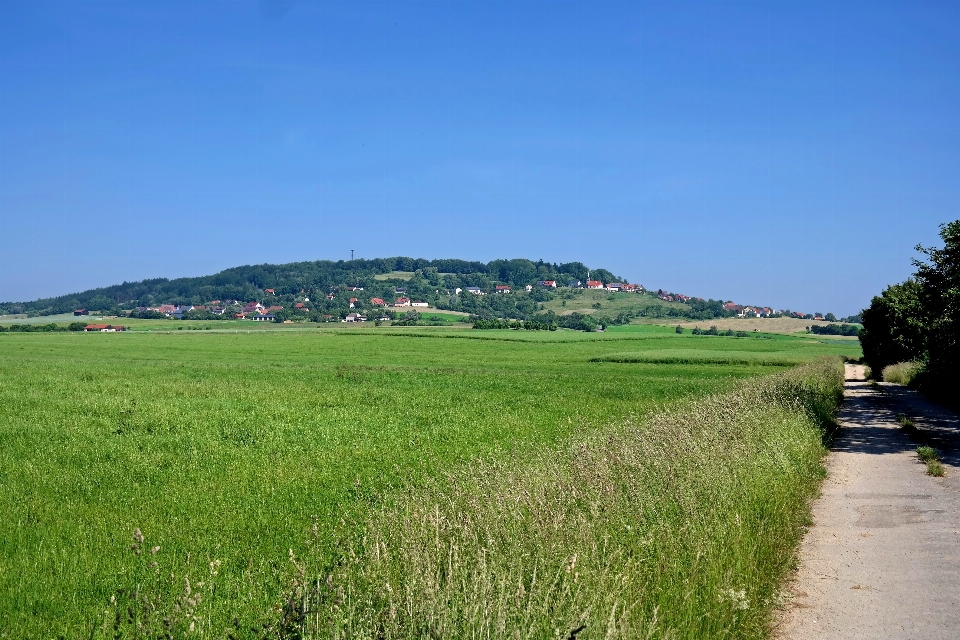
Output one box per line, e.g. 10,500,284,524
0,325,859,637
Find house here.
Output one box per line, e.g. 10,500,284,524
211,307,225,316
74,309,88,316
349,298,358,308
159,304,177,316
251,314,275,322
606,283,623,292
84,324,126,332
265,288,275,295
586,280,604,289
465,287,484,295
411,301,429,307
620,284,637,293
370,298,387,306
266,306,283,313
394,297,411,307
453,288,463,295
235,312,248,319
525,285,533,292
495,285,512,293
243,302,264,314
347,286,364,292
537,280,557,288
395,287,407,295
567,280,582,288
344,313,367,322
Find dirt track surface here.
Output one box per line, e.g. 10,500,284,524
776,364,960,639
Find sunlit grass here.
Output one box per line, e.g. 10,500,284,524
0,328,858,636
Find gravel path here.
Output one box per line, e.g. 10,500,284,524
776,364,960,639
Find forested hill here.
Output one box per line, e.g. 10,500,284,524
1,257,624,316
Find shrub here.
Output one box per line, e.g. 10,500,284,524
917,445,938,462
676,325,683,334
881,361,921,385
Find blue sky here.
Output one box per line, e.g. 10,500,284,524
2,1,959,316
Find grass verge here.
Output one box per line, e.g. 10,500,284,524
881,361,921,385
272,358,844,639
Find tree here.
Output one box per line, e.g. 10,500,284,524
859,220,960,396
825,313,837,322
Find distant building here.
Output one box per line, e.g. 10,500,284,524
251,314,275,322
495,285,512,293
606,283,624,292
74,309,88,316
465,287,484,295
567,280,582,288
394,297,411,307
586,280,604,289
411,301,429,307
537,280,557,288
344,313,366,322
84,324,126,332
370,298,387,306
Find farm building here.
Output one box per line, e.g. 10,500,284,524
84,324,126,332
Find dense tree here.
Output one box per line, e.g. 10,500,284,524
860,220,960,395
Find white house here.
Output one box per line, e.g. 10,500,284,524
411,301,429,307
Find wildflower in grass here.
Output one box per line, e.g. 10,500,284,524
720,587,750,611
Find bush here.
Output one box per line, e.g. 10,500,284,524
881,361,921,385
811,323,859,336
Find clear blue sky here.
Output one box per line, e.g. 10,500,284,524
2,1,958,316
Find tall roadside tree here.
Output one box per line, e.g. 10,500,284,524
860,220,960,393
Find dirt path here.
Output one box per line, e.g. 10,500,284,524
776,364,960,639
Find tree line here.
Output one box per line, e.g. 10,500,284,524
860,220,959,397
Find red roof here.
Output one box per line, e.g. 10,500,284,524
295,302,306,309
371,298,386,305
350,298,358,303
586,280,603,287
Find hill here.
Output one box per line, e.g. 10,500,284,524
0,257,624,317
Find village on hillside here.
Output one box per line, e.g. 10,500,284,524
65,277,855,326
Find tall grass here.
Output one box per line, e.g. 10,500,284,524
287,359,844,639
881,361,921,385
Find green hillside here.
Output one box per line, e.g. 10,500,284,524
0,257,622,316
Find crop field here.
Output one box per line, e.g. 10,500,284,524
0,326,859,637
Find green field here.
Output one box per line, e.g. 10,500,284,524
0,326,859,637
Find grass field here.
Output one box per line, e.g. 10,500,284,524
0,326,859,637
